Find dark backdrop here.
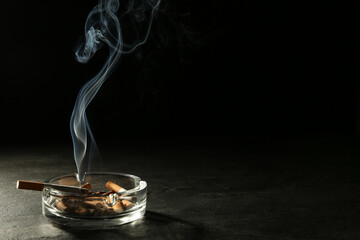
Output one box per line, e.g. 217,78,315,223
0,1,359,145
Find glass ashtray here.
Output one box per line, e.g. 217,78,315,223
42,172,147,228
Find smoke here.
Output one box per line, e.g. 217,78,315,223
70,0,160,183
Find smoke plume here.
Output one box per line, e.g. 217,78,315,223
70,0,160,183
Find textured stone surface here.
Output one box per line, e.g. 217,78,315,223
0,136,359,239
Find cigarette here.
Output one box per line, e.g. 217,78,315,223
102,190,114,196
83,199,114,214
121,200,134,210
17,180,44,191
83,200,104,210
105,194,133,206
55,199,68,212
17,180,90,194
105,181,126,194
112,201,124,213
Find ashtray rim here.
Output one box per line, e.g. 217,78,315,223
44,172,147,195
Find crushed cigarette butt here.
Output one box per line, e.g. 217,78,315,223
54,181,132,216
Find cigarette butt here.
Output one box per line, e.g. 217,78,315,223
62,198,79,208
105,181,126,194
102,202,115,213
85,196,106,201
55,199,68,212
17,180,44,191
112,201,124,213
83,200,103,210
105,208,115,214
74,206,87,215
80,183,92,191
102,190,114,196
121,200,134,210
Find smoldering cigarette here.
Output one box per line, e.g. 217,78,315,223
17,180,90,193
17,180,45,191
105,181,127,194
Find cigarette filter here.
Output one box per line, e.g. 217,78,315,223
105,181,126,194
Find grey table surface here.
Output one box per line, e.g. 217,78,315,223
0,136,359,240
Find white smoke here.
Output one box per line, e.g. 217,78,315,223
70,0,160,183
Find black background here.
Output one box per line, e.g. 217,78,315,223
1,2,360,238
1,1,359,145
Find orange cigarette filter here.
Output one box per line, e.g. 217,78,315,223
55,199,68,212
121,200,134,210
112,202,124,213
17,180,89,193
17,181,44,191
105,181,126,194
102,190,114,196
